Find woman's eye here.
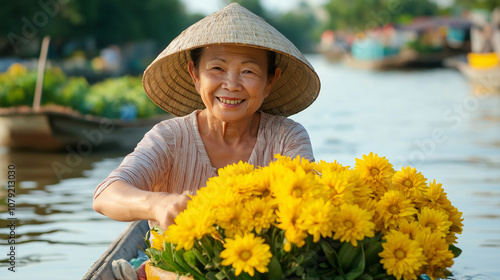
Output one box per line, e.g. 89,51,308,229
243,70,254,74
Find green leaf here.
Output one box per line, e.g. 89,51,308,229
183,250,197,266
148,248,162,264
175,251,206,279
283,260,299,277
357,273,374,280
222,267,239,280
155,262,178,273
364,239,383,266
215,271,226,280
200,236,215,258
366,263,384,276
267,255,284,280
320,239,339,268
449,245,462,258
206,272,218,280
239,272,255,280
161,251,186,272
338,243,365,280
161,245,174,263
193,247,209,266
338,242,359,269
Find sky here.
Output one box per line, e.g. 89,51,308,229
181,0,327,15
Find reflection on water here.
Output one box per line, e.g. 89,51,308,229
1,54,500,279
0,149,129,278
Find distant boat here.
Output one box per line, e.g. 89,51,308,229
0,106,170,151
444,54,500,92
343,49,419,70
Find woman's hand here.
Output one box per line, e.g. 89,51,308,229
93,181,190,231
151,192,190,231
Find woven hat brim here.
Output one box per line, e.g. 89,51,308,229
143,3,321,117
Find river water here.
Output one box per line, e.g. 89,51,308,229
1,54,499,279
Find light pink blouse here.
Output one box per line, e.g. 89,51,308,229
94,110,314,199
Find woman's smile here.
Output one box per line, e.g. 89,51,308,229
217,97,246,105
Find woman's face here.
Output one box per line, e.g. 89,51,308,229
188,45,280,123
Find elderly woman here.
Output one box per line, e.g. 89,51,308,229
93,3,320,231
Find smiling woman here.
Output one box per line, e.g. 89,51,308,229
92,2,320,252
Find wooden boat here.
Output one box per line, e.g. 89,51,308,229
0,106,170,151
83,220,149,280
444,55,500,93
343,50,419,70
83,220,191,280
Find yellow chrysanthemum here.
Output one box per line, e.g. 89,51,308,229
318,169,355,207
379,231,427,280
241,197,275,234
272,166,321,201
356,197,377,214
216,202,247,238
196,180,243,210
418,207,452,238
346,169,375,204
298,198,335,242
415,180,453,212
376,191,418,231
314,159,349,174
445,206,464,244
392,166,427,199
250,168,275,202
354,152,395,198
166,206,216,251
150,229,167,251
224,174,259,199
332,203,375,247
283,226,308,252
220,233,272,276
415,229,455,280
273,154,316,173
276,197,307,251
218,161,254,178
397,220,423,240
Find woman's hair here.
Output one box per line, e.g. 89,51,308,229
189,47,277,76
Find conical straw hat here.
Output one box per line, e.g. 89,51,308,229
143,3,320,117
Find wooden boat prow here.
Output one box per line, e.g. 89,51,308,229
0,106,171,151
83,220,149,280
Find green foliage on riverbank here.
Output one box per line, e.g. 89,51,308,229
324,0,440,31
0,63,164,119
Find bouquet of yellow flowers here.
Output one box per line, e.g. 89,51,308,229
144,153,463,280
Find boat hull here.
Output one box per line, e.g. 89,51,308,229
0,109,169,151
83,220,149,280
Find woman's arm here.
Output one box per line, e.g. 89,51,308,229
93,180,189,230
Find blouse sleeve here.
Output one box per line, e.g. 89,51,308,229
280,119,315,162
93,122,174,199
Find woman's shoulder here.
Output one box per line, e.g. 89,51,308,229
152,111,196,133
260,111,306,132
136,112,196,150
